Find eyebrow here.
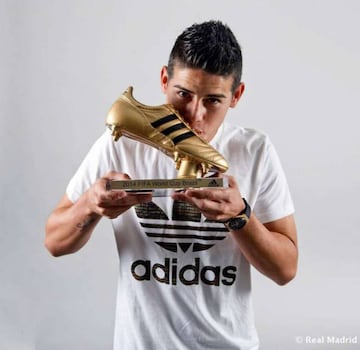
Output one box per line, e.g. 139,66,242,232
173,84,227,99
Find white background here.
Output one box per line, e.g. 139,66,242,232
1,0,359,349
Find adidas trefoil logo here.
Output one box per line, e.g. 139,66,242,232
135,200,228,253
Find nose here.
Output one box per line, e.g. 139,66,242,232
186,99,205,124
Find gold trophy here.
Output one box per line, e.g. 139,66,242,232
106,87,228,194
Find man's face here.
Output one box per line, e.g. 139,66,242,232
161,64,244,142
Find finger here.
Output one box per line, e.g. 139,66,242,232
103,172,132,192
104,171,131,181
99,190,127,206
101,192,152,208
100,206,132,219
116,193,153,206
172,189,221,206
97,193,152,218
184,188,227,203
226,175,239,190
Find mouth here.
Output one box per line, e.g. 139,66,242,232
194,128,203,134
190,125,204,135
186,121,206,139
194,128,211,142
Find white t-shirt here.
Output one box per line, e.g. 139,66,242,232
67,122,294,350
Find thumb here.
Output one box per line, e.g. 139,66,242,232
104,171,131,181
225,175,239,189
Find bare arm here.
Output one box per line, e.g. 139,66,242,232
230,213,297,285
172,175,298,285
45,172,152,257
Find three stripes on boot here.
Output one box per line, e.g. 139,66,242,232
151,114,195,145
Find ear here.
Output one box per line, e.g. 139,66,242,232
230,83,245,108
160,66,169,93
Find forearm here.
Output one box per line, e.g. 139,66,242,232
45,194,101,257
171,177,298,285
45,173,153,257
230,214,298,285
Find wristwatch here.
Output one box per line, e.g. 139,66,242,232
223,198,251,231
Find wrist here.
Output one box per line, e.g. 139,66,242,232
79,190,101,220
223,198,251,231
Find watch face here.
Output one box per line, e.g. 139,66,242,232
228,215,247,230
225,198,251,231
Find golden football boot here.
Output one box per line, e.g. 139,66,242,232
105,86,228,178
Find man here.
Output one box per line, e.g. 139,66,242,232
45,20,298,350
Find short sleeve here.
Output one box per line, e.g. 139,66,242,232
252,137,295,223
66,131,115,203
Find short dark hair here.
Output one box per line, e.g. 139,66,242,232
167,20,243,93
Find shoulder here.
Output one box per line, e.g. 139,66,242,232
221,122,272,154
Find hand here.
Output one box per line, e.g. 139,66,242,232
85,171,152,219
171,175,245,222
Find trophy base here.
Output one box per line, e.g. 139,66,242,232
109,178,228,196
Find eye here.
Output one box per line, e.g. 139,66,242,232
177,90,191,99
206,97,221,105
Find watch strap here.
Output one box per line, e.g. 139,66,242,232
223,198,251,230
